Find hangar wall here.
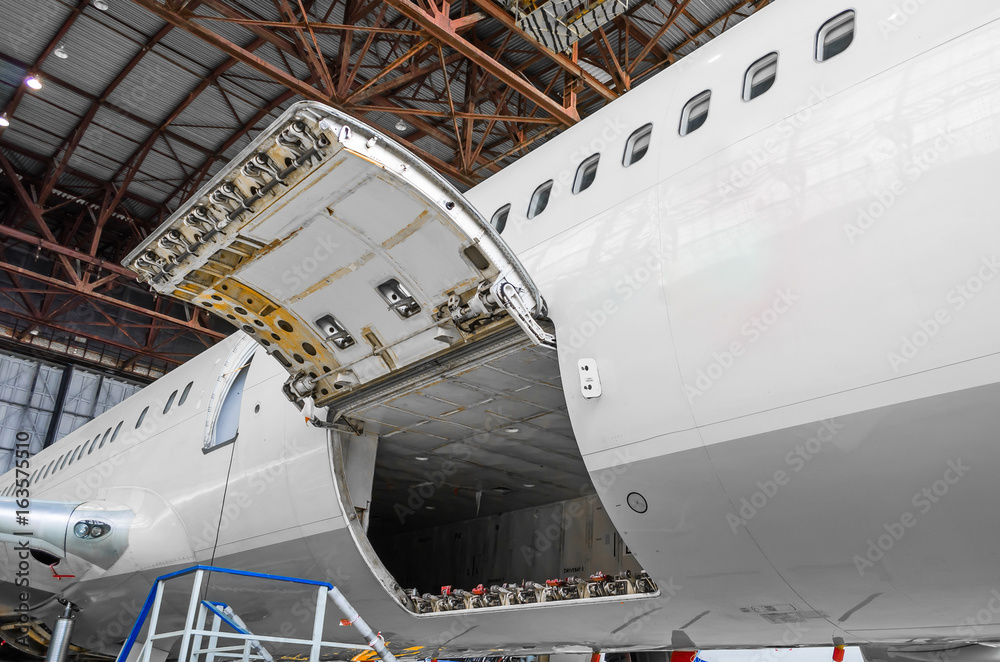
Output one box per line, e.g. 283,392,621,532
0,350,141,473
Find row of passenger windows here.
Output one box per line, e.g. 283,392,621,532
0,379,196,497
489,10,857,232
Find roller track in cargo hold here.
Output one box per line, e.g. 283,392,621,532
406,570,658,613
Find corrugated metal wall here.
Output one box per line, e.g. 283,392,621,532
0,350,142,474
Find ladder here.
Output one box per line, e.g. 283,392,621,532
116,565,397,662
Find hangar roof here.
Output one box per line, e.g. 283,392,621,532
0,0,769,373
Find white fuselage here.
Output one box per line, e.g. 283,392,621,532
5,0,1000,656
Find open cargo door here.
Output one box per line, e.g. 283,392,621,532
123,102,552,409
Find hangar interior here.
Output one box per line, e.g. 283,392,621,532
0,0,766,657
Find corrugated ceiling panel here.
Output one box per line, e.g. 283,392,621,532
15,93,80,144
69,124,135,178
106,52,204,126
92,106,153,144
32,83,92,121
40,14,147,97
157,25,230,75
2,0,74,65
95,1,168,40
128,178,174,204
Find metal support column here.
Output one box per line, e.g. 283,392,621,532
44,603,76,662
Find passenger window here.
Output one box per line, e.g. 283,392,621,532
88,433,99,454
98,428,111,450
491,204,510,234
680,91,711,136
817,10,855,61
527,181,553,219
623,124,652,167
164,390,178,414
209,361,252,450
136,406,149,429
111,421,123,443
57,454,68,472
573,154,600,194
42,463,52,479
744,53,778,101
179,381,193,406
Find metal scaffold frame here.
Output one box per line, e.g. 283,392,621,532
117,566,398,662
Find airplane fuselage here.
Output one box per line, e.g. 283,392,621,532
6,0,1000,657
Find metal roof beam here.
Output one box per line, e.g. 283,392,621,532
463,0,617,103
0,259,225,339
0,222,136,279
0,0,93,141
38,20,182,206
381,0,579,126
0,141,169,214
0,52,215,158
133,0,335,102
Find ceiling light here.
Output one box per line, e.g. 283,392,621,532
0,114,8,128
395,119,407,132
54,44,69,59
25,76,42,90
523,483,535,488
425,506,435,510
415,456,428,461
504,427,519,434
93,0,109,10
